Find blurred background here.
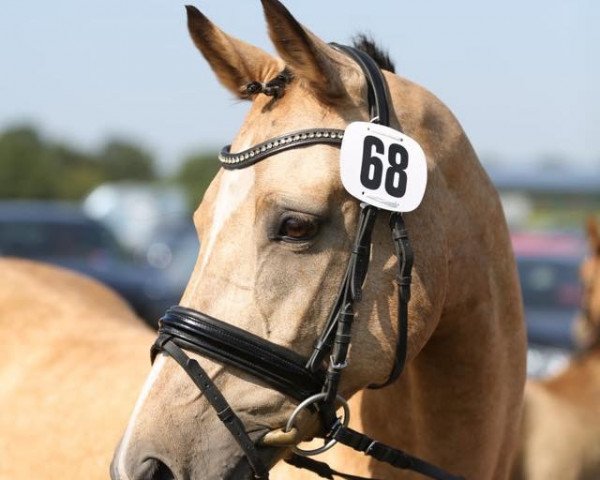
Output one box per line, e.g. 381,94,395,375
1,1,598,378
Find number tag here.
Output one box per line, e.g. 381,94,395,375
340,122,427,212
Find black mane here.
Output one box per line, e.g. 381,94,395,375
352,34,396,73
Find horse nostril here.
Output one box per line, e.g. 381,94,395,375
133,458,175,480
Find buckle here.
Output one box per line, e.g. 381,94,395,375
330,355,348,371
365,440,378,454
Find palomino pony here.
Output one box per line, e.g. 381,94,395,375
112,2,526,479
514,218,600,480
0,258,154,479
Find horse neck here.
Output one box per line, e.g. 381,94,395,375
349,79,526,478
385,71,515,321
351,304,523,477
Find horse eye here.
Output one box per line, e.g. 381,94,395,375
278,216,319,241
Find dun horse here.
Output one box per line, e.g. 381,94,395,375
113,2,526,479
514,218,600,480
0,258,154,479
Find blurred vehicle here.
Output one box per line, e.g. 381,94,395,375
141,223,200,326
0,200,167,324
512,231,586,378
83,182,189,256
488,164,600,231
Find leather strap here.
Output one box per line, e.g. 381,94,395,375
155,337,269,479
330,43,389,126
154,307,325,402
285,454,378,480
369,213,413,388
329,424,464,480
306,204,378,375
219,128,344,170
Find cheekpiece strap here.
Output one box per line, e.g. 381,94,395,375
219,128,345,170
329,43,390,126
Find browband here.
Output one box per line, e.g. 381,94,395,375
219,128,345,170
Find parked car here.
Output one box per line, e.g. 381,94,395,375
141,224,200,326
83,182,189,256
511,231,586,377
0,200,165,325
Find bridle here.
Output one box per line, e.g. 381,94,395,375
151,44,463,480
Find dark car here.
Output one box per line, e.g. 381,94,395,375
0,200,164,324
517,255,582,348
512,231,586,377
139,222,200,326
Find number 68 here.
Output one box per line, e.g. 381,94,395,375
360,135,408,198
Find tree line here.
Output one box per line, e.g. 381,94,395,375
0,124,220,209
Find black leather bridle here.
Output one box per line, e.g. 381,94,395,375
151,44,463,480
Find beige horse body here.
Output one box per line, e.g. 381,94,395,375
515,219,600,480
114,2,526,479
0,258,154,479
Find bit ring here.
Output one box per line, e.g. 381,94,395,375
284,392,350,456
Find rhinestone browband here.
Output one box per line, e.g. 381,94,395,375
218,128,345,170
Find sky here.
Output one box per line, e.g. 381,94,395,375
1,0,598,174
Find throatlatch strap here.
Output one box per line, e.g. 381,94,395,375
155,337,269,480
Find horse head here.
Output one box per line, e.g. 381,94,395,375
112,2,525,479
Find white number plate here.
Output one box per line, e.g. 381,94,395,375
340,122,427,212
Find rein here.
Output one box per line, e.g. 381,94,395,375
151,44,463,480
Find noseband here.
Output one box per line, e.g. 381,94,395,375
151,44,463,480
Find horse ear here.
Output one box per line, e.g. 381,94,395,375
587,216,600,257
185,5,281,99
260,0,350,103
